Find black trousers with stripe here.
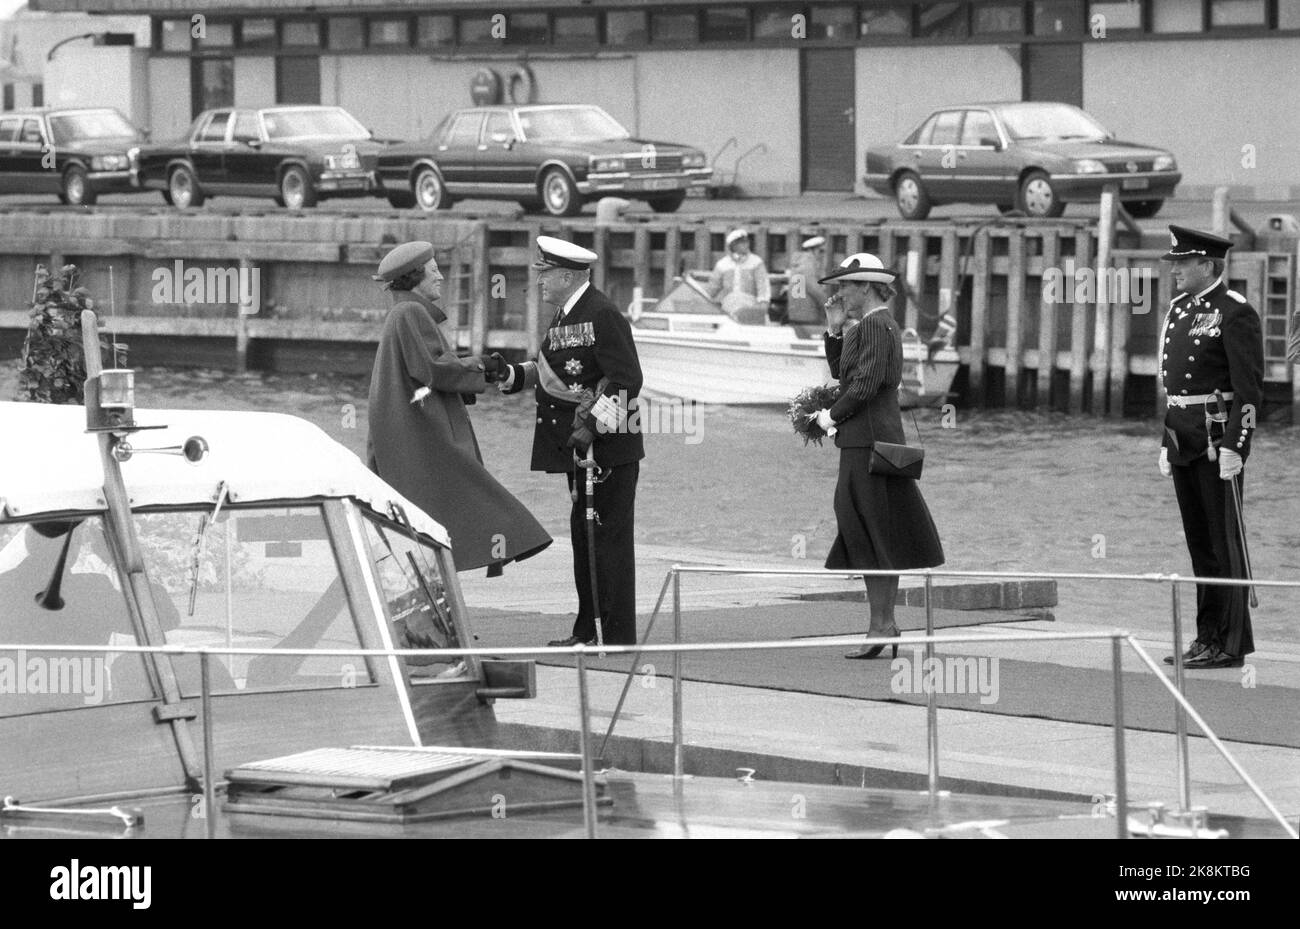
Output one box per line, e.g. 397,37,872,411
566,461,639,645
1170,456,1254,658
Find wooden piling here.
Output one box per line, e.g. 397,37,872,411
1004,229,1025,408
1069,232,1093,414
470,222,490,356
1093,185,1118,415
968,228,990,405
1037,230,1060,409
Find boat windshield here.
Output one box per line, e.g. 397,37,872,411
0,517,149,716
363,514,469,681
132,505,376,696
651,277,727,315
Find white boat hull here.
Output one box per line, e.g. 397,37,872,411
631,313,960,408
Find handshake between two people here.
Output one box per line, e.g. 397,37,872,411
482,352,510,383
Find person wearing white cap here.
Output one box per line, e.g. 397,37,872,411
493,235,645,647
813,254,945,660
781,235,828,327
367,241,552,577
707,228,770,323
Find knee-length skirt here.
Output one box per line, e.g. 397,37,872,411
825,447,945,570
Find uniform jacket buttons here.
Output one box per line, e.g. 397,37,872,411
537,417,543,423
1185,373,1192,379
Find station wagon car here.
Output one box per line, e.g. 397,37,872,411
132,105,388,209
864,102,1181,220
0,107,150,205
377,104,711,215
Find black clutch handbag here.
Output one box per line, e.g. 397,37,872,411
867,411,925,479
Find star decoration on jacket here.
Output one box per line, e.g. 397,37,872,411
565,359,583,376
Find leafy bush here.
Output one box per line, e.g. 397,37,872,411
15,264,120,404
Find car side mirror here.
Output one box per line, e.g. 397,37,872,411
980,136,1001,150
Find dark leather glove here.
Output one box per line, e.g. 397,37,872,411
483,352,509,383
567,421,595,456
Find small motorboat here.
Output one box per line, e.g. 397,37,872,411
629,274,961,408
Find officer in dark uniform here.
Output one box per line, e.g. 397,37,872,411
494,236,644,646
1158,226,1263,669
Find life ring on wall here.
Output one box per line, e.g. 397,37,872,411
470,68,503,105
508,64,536,104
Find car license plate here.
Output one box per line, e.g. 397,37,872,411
630,178,679,192
1122,178,1149,190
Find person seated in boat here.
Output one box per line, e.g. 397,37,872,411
780,235,829,328
708,228,770,325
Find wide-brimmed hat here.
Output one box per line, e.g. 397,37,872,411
818,252,897,285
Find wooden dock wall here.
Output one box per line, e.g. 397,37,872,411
1,209,1296,416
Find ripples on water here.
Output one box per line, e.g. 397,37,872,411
4,363,1296,638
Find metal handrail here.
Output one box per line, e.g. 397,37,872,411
597,563,1298,839
3,558,1297,839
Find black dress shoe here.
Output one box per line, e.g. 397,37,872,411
1163,641,1210,665
845,627,900,660
1185,647,1244,670
547,635,595,647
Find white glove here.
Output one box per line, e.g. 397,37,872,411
1218,448,1243,480
1158,447,1171,478
410,386,431,406
813,408,837,436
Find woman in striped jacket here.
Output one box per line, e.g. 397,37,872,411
812,254,945,659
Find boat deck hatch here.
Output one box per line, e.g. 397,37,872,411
224,746,605,823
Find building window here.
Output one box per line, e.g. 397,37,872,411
1152,0,1204,32
417,15,455,46
1031,1,1083,35
606,11,648,44
860,4,912,36
283,20,322,47
328,16,365,50
554,13,598,45
159,18,192,52
651,11,699,43
192,58,233,118
1088,1,1142,31
241,18,277,49
810,5,857,39
702,7,750,41
505,13,549,45
369,18,411,47
973,2,1025,34
917,3,967,38
458,15,495,45
1280,0,1300,28
197,22,233,47
1210,0,1267,27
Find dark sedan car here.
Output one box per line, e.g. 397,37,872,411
133,105,387,209
377,104,711,215
0,107,149,205
864,102,1181,220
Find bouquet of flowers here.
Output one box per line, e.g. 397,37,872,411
789,384,841,446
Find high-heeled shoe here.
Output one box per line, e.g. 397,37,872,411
844,626,900,660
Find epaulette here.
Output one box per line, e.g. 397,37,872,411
1225,289,1247,303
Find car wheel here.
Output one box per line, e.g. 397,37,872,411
413,166,452,211
1018,171,1064,218
168,164,204,209
894,171,931,220
279,166,317,209
646,191,686,213
540,168,581,217
1123,199,1164,219
62,166,97,206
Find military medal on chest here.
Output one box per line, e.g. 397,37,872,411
564,359,583,377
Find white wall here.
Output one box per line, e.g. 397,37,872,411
45,46,150,125
233,56,274,108
1084,37,1300,197
855,45,1023,195
147,56,190,140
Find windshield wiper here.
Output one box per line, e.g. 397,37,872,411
186,481,228,616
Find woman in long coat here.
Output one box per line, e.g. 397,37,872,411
813,254,944,658
367,241,551,575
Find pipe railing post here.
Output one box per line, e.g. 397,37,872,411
1170,579,1192,813
575,652,598,839
200,651,216,840
924,570,939,800
672,567,684,779
1112,635,1128,839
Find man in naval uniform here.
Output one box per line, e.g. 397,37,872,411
494,236,644,646
1158,226,1263,670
